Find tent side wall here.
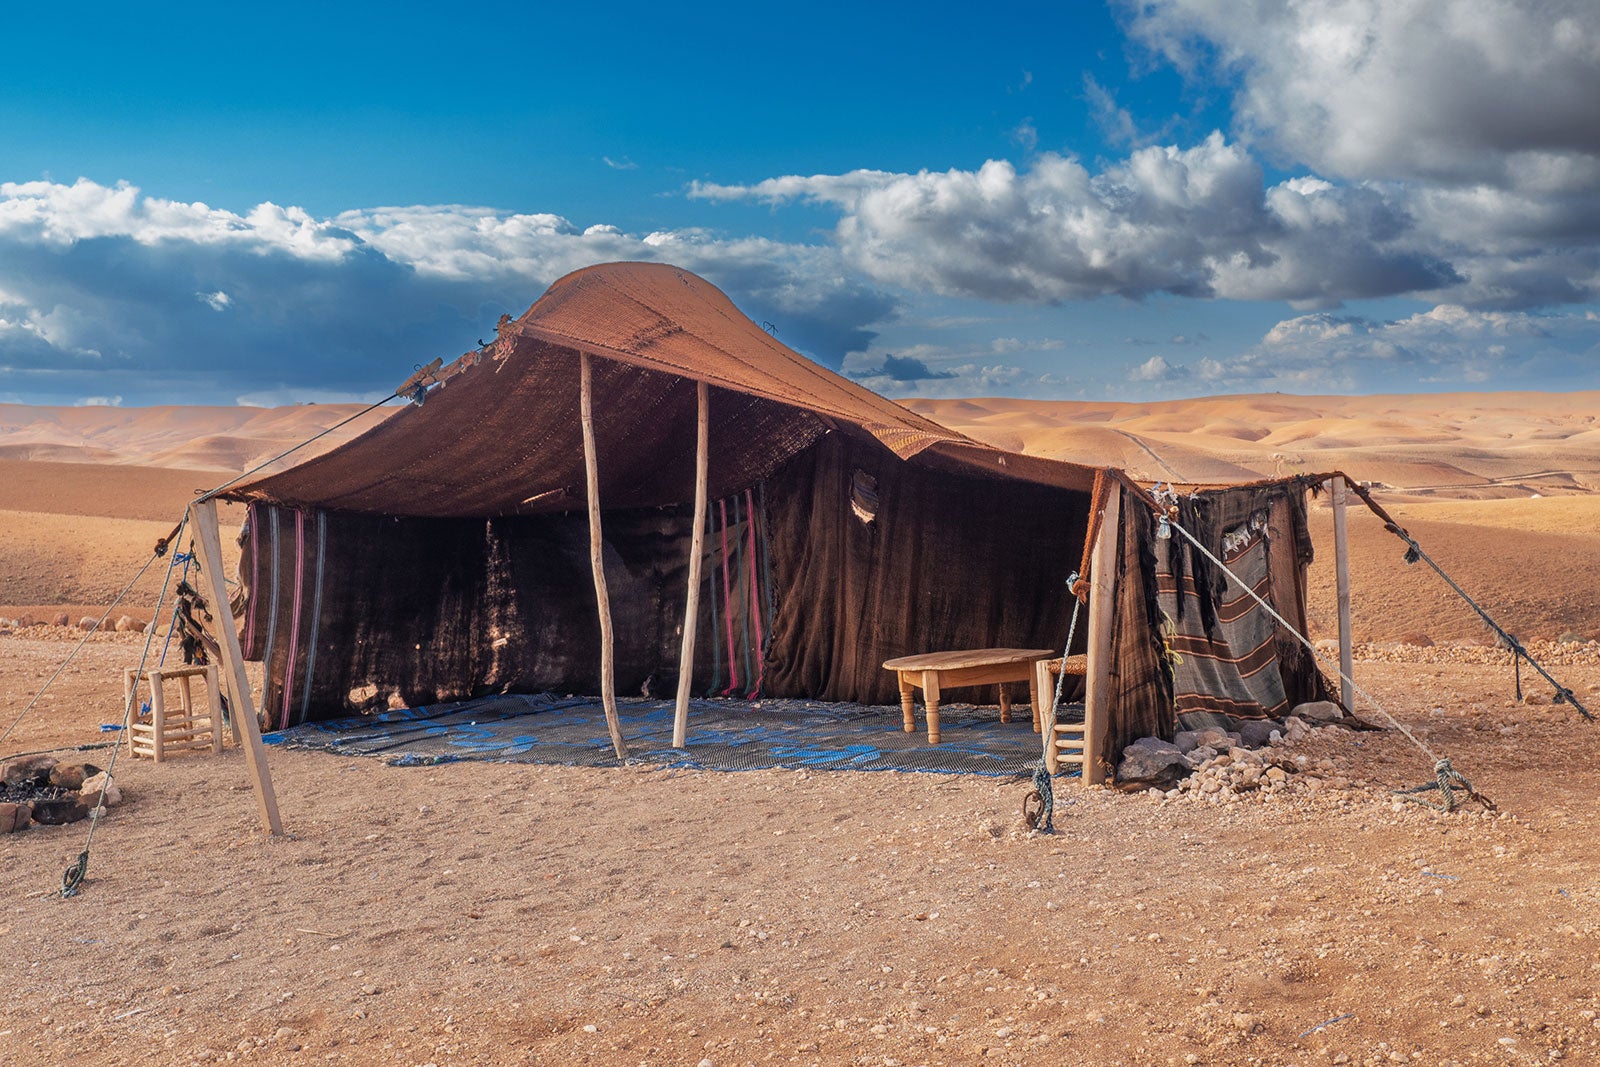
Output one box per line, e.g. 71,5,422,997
1100,479,1334,770
761,431,1089,705
239,431,1093,728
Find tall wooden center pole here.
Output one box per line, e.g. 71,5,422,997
188,499,284,835
1082,483,1121,787
1331,475,1354,712
580,353,629,760
672,381,710,749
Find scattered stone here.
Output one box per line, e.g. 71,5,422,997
1117,738,1192,790
77,616,99,631
80,772,124,808
1173,730,1206,754
1238,719,1281,748
3,755,58,788
30,798,89,825
51,612,70,627
49,762,103,791
0,801,32,833
14,614,34,628
1291,700,1343,724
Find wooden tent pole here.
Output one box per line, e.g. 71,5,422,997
672,381,710,748
580,352,629,761
1331,475,1354,711
1082,483,1121,787
188,499,284,835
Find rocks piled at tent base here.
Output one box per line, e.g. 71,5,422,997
0,755,123,834
1116,701,1358,803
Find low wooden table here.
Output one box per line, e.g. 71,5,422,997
882,648,1056,744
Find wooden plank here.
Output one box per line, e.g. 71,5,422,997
580,353,629,761
672,381,710,749
1331,476,1354,712
1082,483,1121,786
882,647,1055,672
189,499,284,836
1036,659,1059,773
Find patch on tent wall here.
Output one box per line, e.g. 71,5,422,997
850,470,879,526
1222,511,1269,562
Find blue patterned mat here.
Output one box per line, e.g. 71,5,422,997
265,693,1082,777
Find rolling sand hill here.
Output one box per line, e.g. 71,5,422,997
906,392,1600,499
0,401,386,471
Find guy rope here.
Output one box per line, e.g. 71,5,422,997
4,385,411,897
1342,480,1591,721
1152,491,1499,812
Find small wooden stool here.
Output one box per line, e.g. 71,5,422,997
882,648,1055,744
123,664,224,762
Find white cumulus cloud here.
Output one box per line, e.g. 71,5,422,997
0,179,897,404
694,135,1464,307
1119,0,1600,191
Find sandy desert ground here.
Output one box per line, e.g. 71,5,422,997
3,393,1599,1067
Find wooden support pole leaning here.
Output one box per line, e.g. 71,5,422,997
1331,475,1355,712
580,352,630,761
673,381,710,749
1082,483,1121,787
187,498,284,836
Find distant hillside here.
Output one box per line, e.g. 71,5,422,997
904,392,1600,499
0,402,391,471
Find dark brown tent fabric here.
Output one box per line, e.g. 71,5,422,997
227,263,1096,518
1102,501,1176,771
239,430,1091,727
761,431,1090,705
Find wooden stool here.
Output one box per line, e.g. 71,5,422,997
882,648,1055,744
123,664,224,762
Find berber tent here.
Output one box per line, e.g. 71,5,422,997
220,262,1331,778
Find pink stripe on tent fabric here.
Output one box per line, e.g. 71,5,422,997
719,497,739,695
243,504,260,650
281,509,306,730
745,487,764,698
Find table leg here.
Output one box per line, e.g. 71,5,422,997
923,670,942,744
898,672,916,734
998,682,1012,724
1028,663,1043,733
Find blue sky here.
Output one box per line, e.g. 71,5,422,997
1,0,1597,406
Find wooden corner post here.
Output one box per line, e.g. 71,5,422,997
672,381,710,749
188,498,284,836
1331,475,1354,711
1082,482,1121,787
580,352,630,761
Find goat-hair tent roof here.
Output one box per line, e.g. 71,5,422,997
227,262,1099,517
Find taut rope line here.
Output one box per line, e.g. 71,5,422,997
0,550,164,753
62,512,189,897
195,391,399,504
1162,514,1441,763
